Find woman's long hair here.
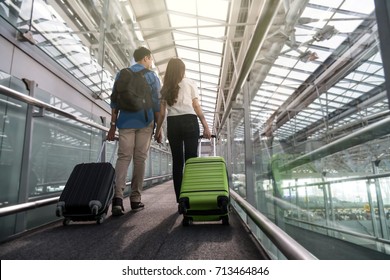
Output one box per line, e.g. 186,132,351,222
160,58,185,106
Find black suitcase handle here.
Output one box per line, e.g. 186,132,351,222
199,134,216,139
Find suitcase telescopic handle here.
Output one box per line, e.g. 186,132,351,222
198,135,217,156
199,134,216,139
97,138,118,163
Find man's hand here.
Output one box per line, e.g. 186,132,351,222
202,127,211,140
106,126,116,141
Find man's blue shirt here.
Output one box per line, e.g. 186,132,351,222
111,63,161,129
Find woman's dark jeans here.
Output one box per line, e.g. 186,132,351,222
167,114,200,201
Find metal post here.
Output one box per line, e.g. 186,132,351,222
372,160,389,252
15,79,37,233
227,114,232,178
366,179,381,252
100,116,107,162
244,78,255,207
375,0,390,108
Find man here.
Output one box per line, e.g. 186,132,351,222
107,47,160,216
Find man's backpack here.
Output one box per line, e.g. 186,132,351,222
111,68,153,119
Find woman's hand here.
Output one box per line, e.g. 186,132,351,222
154,129,163,143
202,127,211,140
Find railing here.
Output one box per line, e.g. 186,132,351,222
0,83,172,237
284,216,390,246
286,171,390,188
0,84,172,211
0,84,108,131
278,116,390,171
229,189,318,260
267,193,390,249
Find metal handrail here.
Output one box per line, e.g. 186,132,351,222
0,84,108,132
0,85,172,218
278,116,390,171
0,197,59,217
284,171,390,189
230,189,318,260
144,175,172,183
285,217,390,246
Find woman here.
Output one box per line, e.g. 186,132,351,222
155,58,211,202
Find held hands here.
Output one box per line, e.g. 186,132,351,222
154,130,163,144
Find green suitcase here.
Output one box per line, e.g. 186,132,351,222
178,156,230,226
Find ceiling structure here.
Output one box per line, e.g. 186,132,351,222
11,0,389,155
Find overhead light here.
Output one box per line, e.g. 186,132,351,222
125,4,136,23
267,29,289,43
299,51,318,62
17,30,36,45
298,17,320,24
283,41,319,63
313,25,337,42
256,56,274,65
116,14,124,24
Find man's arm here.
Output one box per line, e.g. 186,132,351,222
107,108,119,141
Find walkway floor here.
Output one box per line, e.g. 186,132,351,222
0,181,268,260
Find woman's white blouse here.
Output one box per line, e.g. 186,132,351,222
166,77,199,116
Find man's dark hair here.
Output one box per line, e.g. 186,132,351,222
133,47,151,62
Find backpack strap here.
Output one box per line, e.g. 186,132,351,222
137,68,152,122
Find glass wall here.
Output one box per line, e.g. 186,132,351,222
0,0,141,103
0,74,172,242
0,1,173,242
223,0,390,258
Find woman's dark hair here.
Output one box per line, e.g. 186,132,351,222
160,58,185,106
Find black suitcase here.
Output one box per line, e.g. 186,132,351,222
55,141,116,225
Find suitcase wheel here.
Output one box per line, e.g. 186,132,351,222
56,201,65,217
221,215,229,226
97,213,106,224
91,205,99,216
178,203,186,214
182,216,192,226
178,197,189,214
63,218,71,226
217,196,229,213
56,207,62,218
89,200,102,215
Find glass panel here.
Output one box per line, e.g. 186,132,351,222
0,79,28,207
0,79,28,240
223,0,390,258
231,115,246,198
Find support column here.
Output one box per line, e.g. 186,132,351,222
15,79,37,233
375,0,390,108
243,78,255,207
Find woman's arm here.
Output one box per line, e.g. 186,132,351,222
154,100,167,143
192,98,211,139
